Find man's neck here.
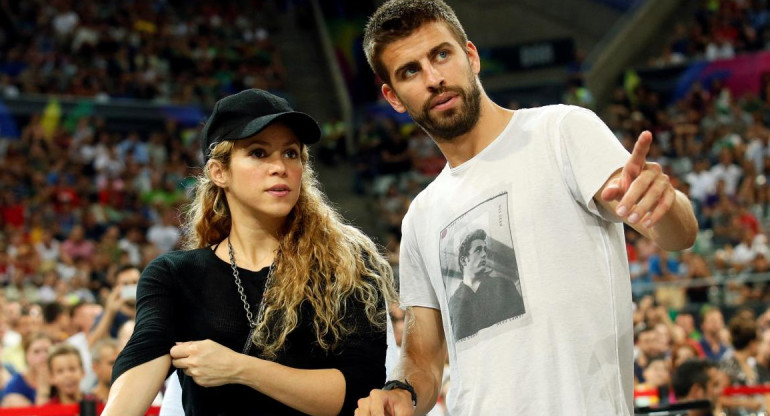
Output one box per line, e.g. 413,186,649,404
704,332,721,346
434,97,514,168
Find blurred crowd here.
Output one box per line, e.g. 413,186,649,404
632,298,770,414
0,96,201,409
0,0,286,106
654,0,770,66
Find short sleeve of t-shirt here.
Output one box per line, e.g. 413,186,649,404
556,106,630,220
398,208,440,310
112,255,178,383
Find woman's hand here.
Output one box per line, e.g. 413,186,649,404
34,365,52,405
170,340,243,387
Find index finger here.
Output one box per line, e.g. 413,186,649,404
628,131,653,170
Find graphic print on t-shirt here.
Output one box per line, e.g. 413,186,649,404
440,192,524,341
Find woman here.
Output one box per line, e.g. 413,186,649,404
0,332,53,407
104,89,396,416
718,315,770,415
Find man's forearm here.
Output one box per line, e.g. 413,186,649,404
390,360,443,415
88,309,117,347
646,190,698,251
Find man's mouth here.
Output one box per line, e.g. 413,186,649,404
430,92,458,110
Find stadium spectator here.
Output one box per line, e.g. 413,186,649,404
671,359,726,416
700,307,730,362
719,315,770,415
90,265,138,342
0,332,53,407
89,339,118,403
42,344,86,405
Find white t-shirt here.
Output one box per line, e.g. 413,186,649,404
710,163,743,195
685,170,717,203
399,105,633,415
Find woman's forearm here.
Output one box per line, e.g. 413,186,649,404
102,355,170,416
232,356,346,416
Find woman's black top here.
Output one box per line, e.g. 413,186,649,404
112,248,387,415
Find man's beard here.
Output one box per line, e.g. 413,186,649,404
405,76,482,141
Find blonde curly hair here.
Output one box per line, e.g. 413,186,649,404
183,140,397,358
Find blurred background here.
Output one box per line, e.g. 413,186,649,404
2,0,770,414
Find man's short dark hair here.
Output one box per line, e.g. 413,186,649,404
458,229,486,272
363,0,468,84
42,302,66,324
69,301,90,319
116,264,141,276
672,359,715,399
635,325,657,342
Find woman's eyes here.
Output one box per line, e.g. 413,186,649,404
248,148,300,159
249,148,267,158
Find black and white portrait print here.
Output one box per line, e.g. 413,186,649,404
439,192,524,341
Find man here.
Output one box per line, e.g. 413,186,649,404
699,307,728,362
66,301,101,392
448,229,523,340
90,265,139,343
355,1,697,414
2,305,42,372
671,359,725,416
90,339,119,402
41,302,70,342
635,327,668,383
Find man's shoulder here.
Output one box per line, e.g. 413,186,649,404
515,104,591,120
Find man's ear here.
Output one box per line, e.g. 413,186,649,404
466,40,481,75
382,84,407,113
208,160,228,188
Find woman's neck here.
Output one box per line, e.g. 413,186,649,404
23,369,37,386
225,226,281,271
735,349,752,363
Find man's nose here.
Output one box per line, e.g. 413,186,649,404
425,64,445,91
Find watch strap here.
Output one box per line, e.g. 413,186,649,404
382,379,417,407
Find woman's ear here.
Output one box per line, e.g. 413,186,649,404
208,160,228,188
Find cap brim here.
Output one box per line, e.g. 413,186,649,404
234,111,321,145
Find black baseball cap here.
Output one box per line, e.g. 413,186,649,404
200,89,321,162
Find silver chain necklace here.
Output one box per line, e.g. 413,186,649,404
227,238,275,354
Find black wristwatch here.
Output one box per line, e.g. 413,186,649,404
382,379,417,407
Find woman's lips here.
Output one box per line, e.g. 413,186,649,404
267,186,290,197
